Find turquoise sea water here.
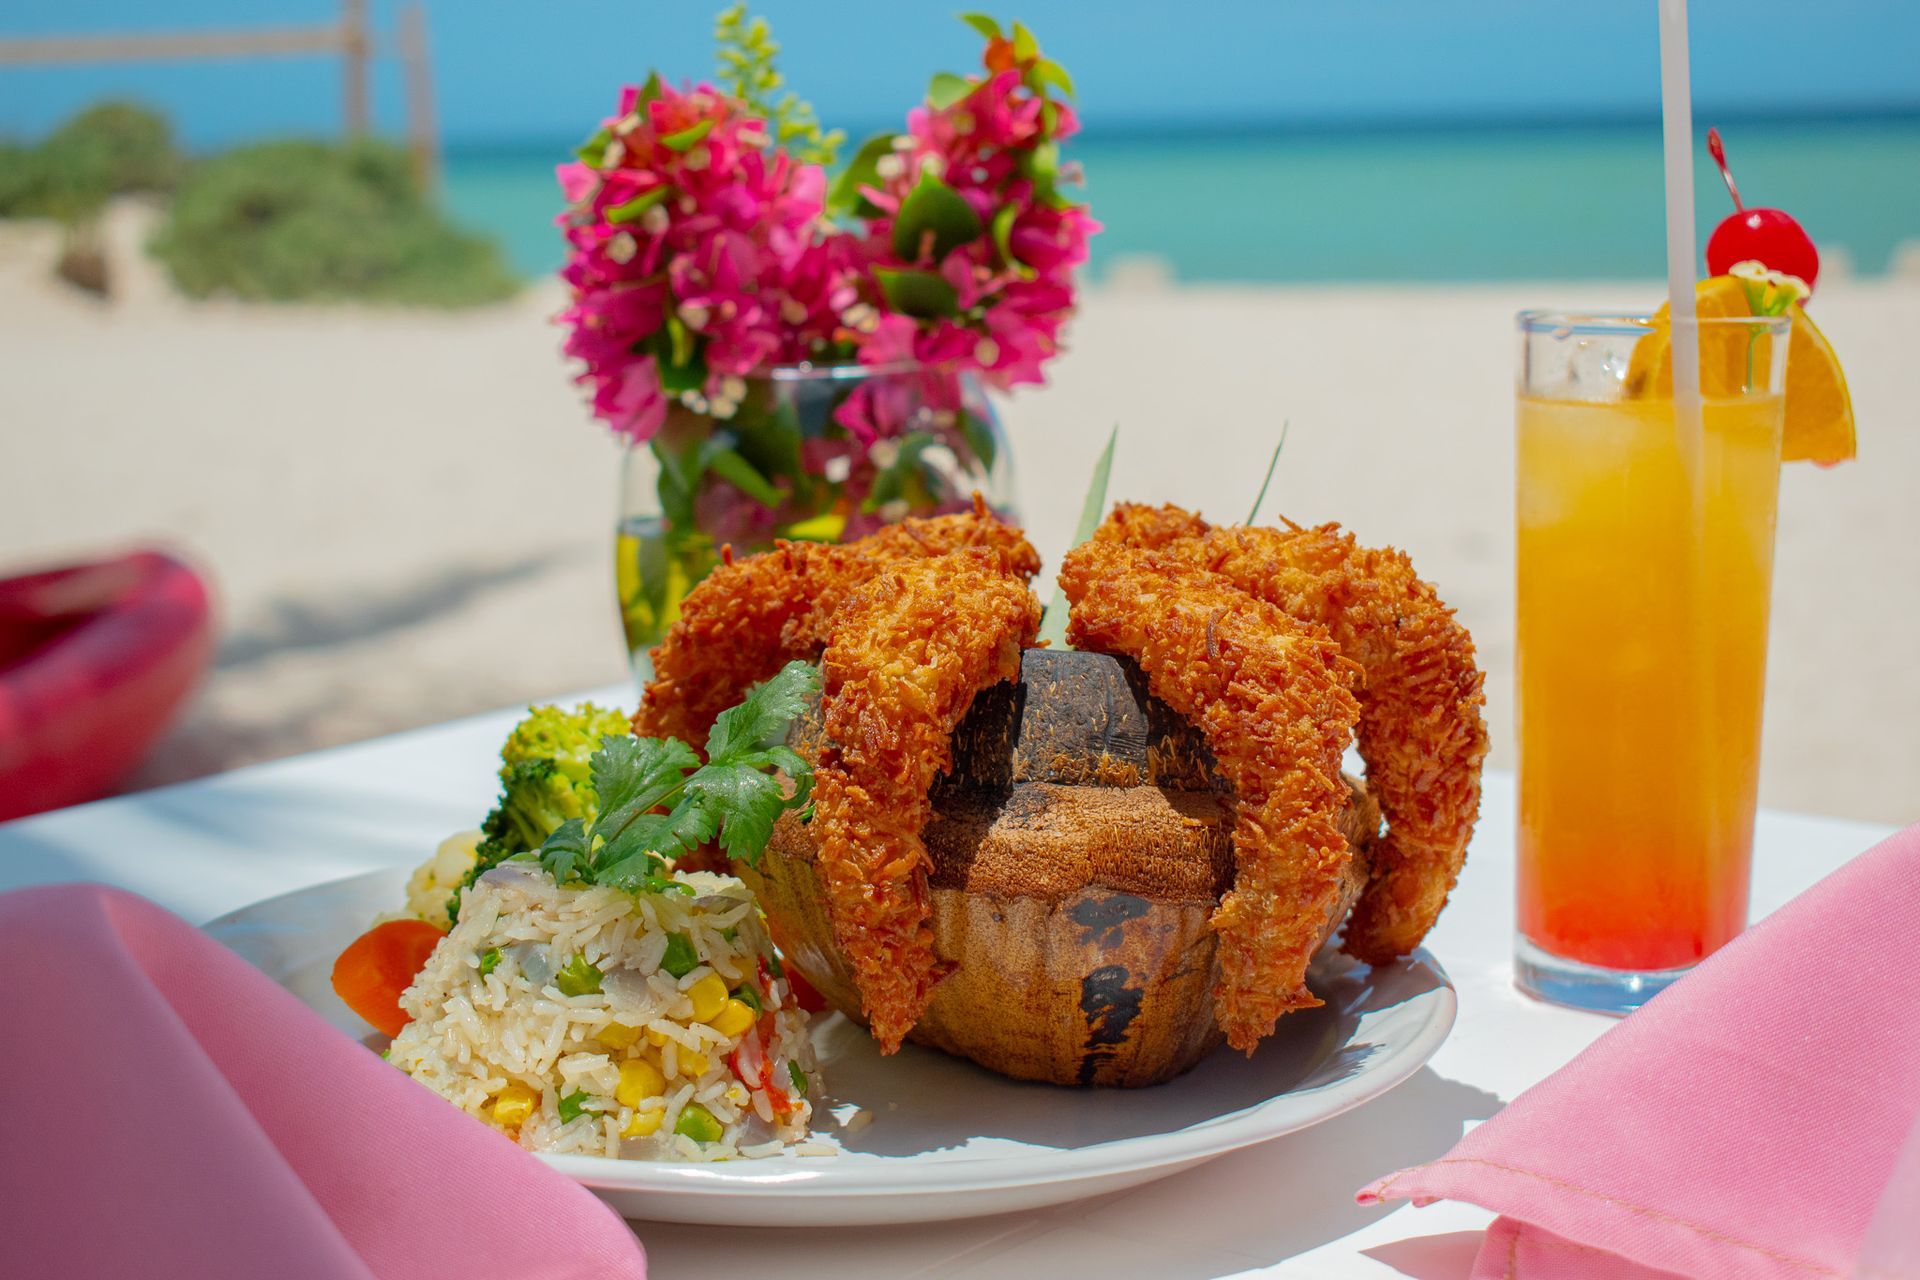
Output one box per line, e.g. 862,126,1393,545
445,115,1920,284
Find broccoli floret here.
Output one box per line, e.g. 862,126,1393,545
450,703,634,920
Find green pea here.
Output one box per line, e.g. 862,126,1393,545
555,953,603,996
660,933,699,978
674,1101,723,1144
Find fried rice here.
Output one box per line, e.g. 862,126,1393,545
389,860,825,1162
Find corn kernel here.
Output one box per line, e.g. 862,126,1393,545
597,1021,642,1050
645,1027,670,1048
491,1085,536,1129
621,1108,663,1138
687,973,729,1022
675,1049,710,1079
615,1058,666,1107
707,998,755,1038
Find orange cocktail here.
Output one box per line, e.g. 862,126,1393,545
1514,310,1790,1009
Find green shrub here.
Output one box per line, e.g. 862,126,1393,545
0,101,181,223
151,138,518,307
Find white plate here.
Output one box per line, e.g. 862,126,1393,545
206,868,1456,1227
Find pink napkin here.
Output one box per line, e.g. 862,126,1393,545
1361,824,1920,1279
0,884,648,1280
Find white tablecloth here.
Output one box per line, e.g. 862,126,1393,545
0,689,1892,1277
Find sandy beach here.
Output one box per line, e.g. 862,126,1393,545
5,206,1917,825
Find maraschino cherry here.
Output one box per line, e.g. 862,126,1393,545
1704,126,1819,292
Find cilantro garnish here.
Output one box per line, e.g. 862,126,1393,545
537,661,820,891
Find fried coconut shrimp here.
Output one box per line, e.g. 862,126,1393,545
810,550,1042,1051
1096,503,1489,966
634,496,1040,751
1058,540,1362,1051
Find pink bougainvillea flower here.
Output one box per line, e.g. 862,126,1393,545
555,18,1095,455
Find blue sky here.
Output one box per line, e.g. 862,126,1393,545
2,1,1917,146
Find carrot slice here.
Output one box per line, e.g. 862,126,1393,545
331,919,446,1039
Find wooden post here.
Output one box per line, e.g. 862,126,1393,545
399,4,440,196
341,0,369,136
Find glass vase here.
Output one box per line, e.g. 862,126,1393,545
615,363,1017,679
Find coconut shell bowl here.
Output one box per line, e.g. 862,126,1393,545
740,648,1381,1088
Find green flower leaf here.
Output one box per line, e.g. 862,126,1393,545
873,267,959,318
958,411,999,474
604,186,670,225
1031,58,1075,99
827,131,898,218
959,13,1002,39
1011,21,1040,61
574,126,612,170
927,72,975,110
703,444,785,510
990,202,1019,268
661,118,715,152
890,172,983,263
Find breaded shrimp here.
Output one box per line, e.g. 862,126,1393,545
634,495,1040,750
1094,505,1488,965
809,549,1043,1051
1059,539,1362,1051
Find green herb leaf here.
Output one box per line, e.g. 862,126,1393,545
705,661,824,763
540,818,592,884
890,173,983,263
555,954,604,997
661,118,715,152
959,13,1002,39
683,763,790,866
927,72,975,110
1245,422,1289,525
536,666,817,886
557,1090,591,1123
874,266,959,318
478,947,502,977
1038,426,1117,648
661,933,700,979
604,186,670,225
590,736,701,846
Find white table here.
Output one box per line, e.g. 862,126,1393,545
0,690,1894,1278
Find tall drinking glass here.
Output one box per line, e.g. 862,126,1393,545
1515,310,1791,1013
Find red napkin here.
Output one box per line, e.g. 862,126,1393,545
1361,824,1920,1279
0,884,648,1280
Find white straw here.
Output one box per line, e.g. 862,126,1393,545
1657,0,1702,473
